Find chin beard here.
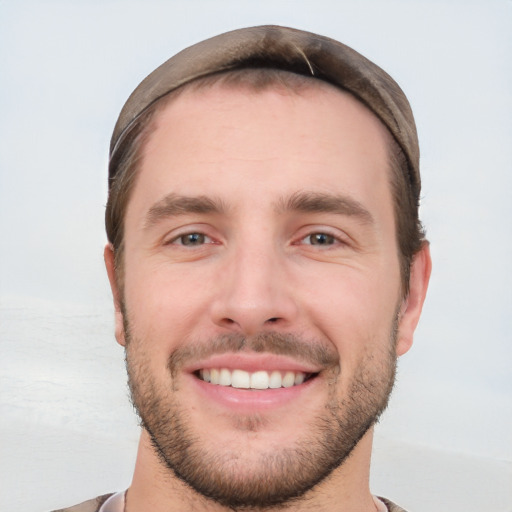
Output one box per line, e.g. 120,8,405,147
124,325,397,510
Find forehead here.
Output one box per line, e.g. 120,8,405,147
129,79,393,220
146,79,389,171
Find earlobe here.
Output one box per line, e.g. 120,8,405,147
395,242,432,356
104,244,127,347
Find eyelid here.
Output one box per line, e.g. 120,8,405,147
162,224,219,246
293,226,352,247
170,233,213,246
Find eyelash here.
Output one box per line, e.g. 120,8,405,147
165,229,347,250
296,230,348,248
300,232,336,246
166,232,215,247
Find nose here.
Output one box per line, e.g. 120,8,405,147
210,244,299,336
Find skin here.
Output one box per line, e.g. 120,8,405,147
105,81,431,511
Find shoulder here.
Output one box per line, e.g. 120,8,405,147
51,493,114,512
379,496,409,512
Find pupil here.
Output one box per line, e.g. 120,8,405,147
184,233,203,245
312,233,332,245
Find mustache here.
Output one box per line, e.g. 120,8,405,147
168,332,339,376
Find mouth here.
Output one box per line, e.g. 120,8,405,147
195,368,317,390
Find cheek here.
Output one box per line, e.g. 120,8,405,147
298,264,400,357
122,260,215,344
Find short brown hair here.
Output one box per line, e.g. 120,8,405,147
106,68,425,292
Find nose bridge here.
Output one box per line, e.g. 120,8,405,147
212,235,296,334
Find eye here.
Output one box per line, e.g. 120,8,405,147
171,232,212,246
302,233,337,246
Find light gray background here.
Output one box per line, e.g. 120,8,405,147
1,1,511,511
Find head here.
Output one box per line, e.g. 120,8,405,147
104,26,431,509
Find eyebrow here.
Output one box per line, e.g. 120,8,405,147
276,191,374,225
145,190,374,229
145,193,226,228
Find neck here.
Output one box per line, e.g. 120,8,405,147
126,428,378,512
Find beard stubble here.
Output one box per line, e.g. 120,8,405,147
124,322,398,510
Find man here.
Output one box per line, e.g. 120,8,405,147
56,25,431,512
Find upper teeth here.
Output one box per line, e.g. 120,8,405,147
199,369,306,389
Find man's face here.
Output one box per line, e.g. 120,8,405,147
114,82,410,507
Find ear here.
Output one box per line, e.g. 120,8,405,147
395,242,432,356
104,244,127,347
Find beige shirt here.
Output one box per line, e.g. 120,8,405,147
55,491,407,511
97,491,392,512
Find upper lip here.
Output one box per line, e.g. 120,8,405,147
184,352,324,375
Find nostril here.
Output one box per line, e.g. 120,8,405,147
215,314,286,333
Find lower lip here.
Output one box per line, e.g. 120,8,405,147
187,373,318,412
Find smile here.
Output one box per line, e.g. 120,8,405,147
197,368,313,389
